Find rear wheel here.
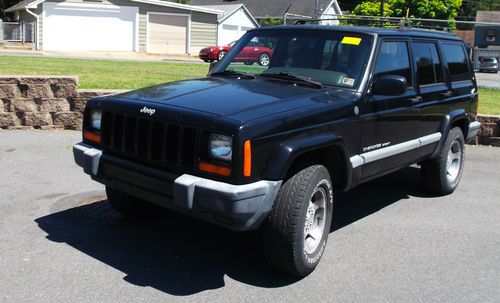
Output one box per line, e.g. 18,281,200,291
263,165,333,277
421,127,465,195
258,53,270,66
106,186,160,217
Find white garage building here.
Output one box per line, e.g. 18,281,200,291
6,0,222,54
198,4,258,45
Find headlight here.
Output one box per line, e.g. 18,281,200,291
209,134,232,161
90,110,102,130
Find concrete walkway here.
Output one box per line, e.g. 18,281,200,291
0,48,205,63
476,71,500,89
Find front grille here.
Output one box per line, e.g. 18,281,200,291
100,111,199,170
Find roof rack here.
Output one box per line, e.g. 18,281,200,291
293,14,500,32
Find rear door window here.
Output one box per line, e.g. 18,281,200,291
441,43,470,82
412,42,444,85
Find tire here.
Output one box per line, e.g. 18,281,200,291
262,165,333,277
421,127,465,195
106,186,160,217
244,61,254,65
217,51,227,61
258,53,270,66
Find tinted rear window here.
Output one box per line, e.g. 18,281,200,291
441,43,470,82
413,42,444,85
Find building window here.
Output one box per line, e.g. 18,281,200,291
486,29,496,42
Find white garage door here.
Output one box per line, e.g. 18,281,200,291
220,24,239,45
147,14,189,54
43,2,137,52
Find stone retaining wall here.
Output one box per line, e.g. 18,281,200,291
0,76,499,147
0,76,121,130
477,115,500,146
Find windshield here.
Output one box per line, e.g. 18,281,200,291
212,29,374,88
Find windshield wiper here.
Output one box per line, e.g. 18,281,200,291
211,70,255,79
258,72,323,88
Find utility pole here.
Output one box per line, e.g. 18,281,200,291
380,0,384,16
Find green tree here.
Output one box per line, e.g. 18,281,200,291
352,1,395,16
260,16,284,26
459,0,500,20
353,0,463,20
1,0,22,19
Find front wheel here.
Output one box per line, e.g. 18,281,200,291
258,53,270,66
217,51,227,61
263,165,333,277
421,127,465,195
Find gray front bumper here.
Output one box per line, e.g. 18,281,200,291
73,142,282,231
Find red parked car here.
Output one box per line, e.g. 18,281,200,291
199,40,272,66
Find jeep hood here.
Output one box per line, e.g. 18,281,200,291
113,77,354,122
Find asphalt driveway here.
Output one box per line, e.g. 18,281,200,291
0,131,499,302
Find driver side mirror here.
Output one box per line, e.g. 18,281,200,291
371,75,407,96
208,61,218,73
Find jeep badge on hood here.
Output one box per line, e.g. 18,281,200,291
140,106,156,116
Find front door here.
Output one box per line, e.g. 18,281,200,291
359,39,422,179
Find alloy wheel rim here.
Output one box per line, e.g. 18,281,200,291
218,52,226,60
260,54,270,66
303,187,327,254
446,140,462,183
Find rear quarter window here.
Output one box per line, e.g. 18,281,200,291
441,43,470,82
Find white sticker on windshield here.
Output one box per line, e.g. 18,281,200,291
342,77,355,86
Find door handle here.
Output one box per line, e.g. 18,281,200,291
440,91,453,98
408,96,422,104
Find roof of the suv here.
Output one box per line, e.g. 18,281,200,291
252,25,462,41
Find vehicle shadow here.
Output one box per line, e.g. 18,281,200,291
332,166,435,231
35,166,433,295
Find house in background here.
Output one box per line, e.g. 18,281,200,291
473,11,500,70
198,4,258,45
4,0,223,54
188,0,342,24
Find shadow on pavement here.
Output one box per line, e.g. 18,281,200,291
35,166,433,295
332,166,434,231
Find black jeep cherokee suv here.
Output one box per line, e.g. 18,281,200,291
74,25,480,277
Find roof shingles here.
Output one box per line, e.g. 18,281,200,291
187,0,333,18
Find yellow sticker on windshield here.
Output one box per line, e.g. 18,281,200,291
341,37,362,45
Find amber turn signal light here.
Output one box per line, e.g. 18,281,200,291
243,140,252,177
199,161,231,177
83,131,101,144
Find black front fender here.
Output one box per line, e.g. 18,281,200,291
262,133,346,180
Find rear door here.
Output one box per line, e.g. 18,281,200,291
415,41,476,155
410,40,450,155
359,39,422,179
